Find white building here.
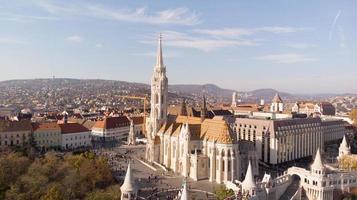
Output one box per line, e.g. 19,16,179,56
292,101,336,116
91,116,130,142
232,146,357,200
270,93,284,113
59,123,91,150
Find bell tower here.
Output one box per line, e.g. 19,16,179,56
146,34,168,162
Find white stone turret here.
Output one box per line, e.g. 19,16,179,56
178,180,189,200
310,148,325,175
120,162,137,200
270,93,284,113
127,119,136,145
242,160,257,198
338,135,351,160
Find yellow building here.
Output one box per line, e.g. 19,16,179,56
33,122,61,149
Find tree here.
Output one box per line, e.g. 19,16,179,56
2,151,116,200
40,185,63,200
214,186,235,200
0,153,31,199
350,109,357,125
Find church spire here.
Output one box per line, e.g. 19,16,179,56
156,33,164,70
201,95,207,122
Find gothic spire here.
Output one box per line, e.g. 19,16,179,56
201,95,207,122
156,33,164,70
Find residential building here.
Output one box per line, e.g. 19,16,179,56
292,101,336,116
0,120,32,149
91,116,130,142
270,93,284,113
32,122,61,149
59,123,91,150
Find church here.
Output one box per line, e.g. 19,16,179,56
145,35,258,184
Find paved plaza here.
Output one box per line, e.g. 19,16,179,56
97,144,220,199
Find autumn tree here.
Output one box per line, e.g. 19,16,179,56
214,186,235,200
350,109,357,125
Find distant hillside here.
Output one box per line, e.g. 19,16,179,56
248,88,293,102
1,79,355,104
169,83,235,98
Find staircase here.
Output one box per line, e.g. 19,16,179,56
279,180,300,200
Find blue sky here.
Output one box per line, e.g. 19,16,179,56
0,0,356,94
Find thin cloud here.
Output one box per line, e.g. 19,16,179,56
256,26,306,33
0,13,59,22
193,26,306,38
95,43,104,48
329,10,342,40
257,53,317,64
33,1,200,25
132,51,179,58
65,35,83,43
286,43,317,49
141,31,258,51
193,28,253,37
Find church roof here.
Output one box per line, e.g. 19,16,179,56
242,160,256,189
311,148,325,171
201,117,236,144
120,162,137,192
160,115,236,144
272,93,283,103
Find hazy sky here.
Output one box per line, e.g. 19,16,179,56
0,0,356,94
